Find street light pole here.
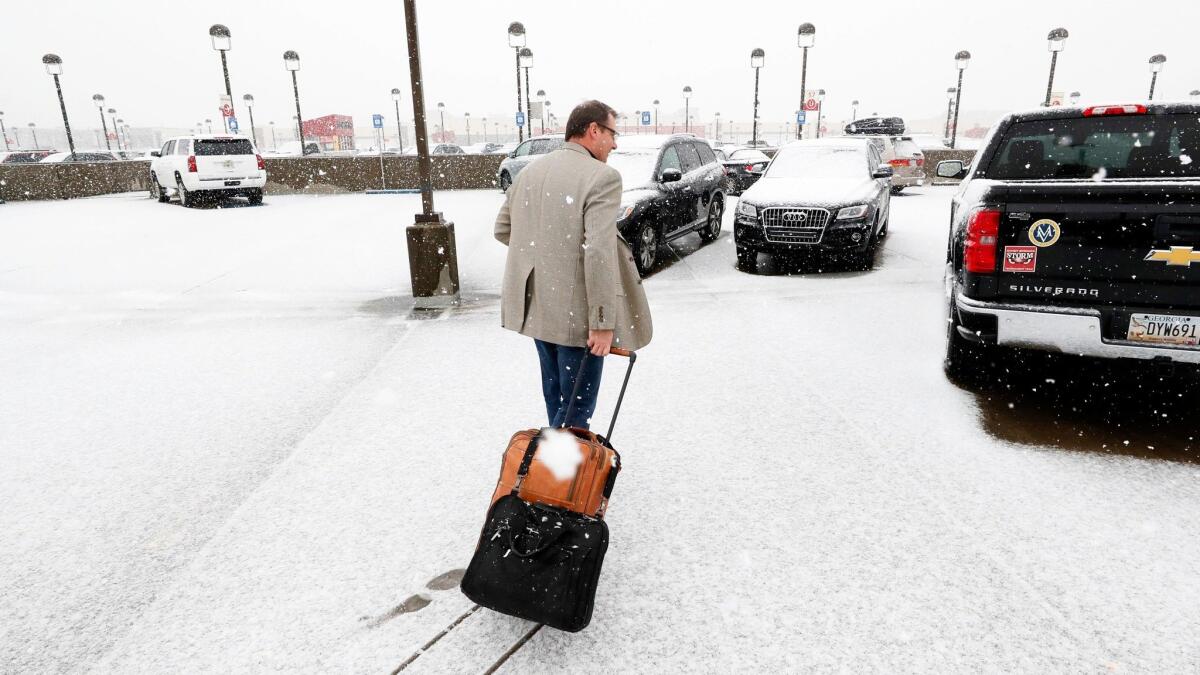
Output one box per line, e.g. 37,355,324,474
950,51,971,149
402,0,459,307
815,89,826,138
437,102,445,143
1148,54,1166,100
283,51,304,153
392,88,405,153
683,86,692,133
520,48,533,138
944,87,956,141
750,48,764,147
797,23,815,140
652,99,659,134
42,54,75,154
0,112,9,151
269,121,277,151
714,112,720,142
209,25,235,132
243,94,258,145
465,112,471,145
28,123,38,150
508,22,526,143
851,99,859,122
205,118,213,134
1044,28,1068,106
92,94,111,150
536,89,546,134
107,108,120,150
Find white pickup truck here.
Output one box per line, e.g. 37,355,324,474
149,135,267,207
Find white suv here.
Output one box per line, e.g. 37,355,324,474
149,135,267,207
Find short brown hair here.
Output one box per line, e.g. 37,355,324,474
565,100,617,141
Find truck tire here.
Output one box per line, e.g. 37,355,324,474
176,175,194,208
944,298,999,385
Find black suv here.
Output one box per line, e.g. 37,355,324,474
608,135,727,274
939,102,1200,380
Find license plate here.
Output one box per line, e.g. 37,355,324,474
1127,313,1200,346
224,180,241,187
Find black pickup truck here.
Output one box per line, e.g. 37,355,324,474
938,103,1200,380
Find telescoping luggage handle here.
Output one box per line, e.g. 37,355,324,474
510,348,637,515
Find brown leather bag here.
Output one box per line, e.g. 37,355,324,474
489,428,620,518
487,348,637,519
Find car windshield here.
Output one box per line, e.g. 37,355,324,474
195,139,255,156
730,149,770,162
984,113,1200,180
766,147,865,179
607,151,658,187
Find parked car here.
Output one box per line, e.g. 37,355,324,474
720,147,772,195
431,143,464,155
733,138,893,271
149,135,266,207
496,136,566,191
857,136,925,193
938,102,1200,381
607,134,727,274
0,150,55,163
39,151,119,163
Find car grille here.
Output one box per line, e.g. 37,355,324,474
761,207,830,244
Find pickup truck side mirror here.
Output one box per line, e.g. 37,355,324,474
872,166,894,179
936,160,968,179
660,168,683,183
150,151,161,158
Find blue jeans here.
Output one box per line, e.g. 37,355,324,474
534,339,605,429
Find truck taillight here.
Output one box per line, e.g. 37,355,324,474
1083,104,1147,117
888,159,910,167
187,156,197,173
256,154,265,170
964,209,1001,274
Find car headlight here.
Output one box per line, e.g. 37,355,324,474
836,204,870,220
737,201,758,218
617,205,635,221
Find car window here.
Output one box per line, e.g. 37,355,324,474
195,139,255,156
677,143,702,173
162,141,174,155
730,149,770,162
894,139,921,157
984,113,1200,180
768,147,867,179
175,140,190,155
695,143,716,165
657,145,682,176
714,149,728,162
531,139,557,154
513,141,532,157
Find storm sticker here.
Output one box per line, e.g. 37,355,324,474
1027,219,1061,248
1002,246,1037,273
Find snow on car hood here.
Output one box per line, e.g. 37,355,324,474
740,176,877,208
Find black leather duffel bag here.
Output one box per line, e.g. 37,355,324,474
461,492,609,632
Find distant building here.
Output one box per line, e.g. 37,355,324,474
302,114,355,151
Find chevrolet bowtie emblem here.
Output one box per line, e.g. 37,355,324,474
1145,246,1200,267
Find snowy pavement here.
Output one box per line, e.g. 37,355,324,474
2,188,1199,673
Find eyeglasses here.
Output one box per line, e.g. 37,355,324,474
597,123,620,139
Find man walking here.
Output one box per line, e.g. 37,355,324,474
495,100,652,430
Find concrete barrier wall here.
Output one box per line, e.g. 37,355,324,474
0,155,506,202
1,149,969,202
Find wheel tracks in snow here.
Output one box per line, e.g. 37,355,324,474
390,603,543,675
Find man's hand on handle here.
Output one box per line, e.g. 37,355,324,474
588,329,614,357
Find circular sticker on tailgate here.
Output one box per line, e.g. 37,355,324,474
1027,219,1061,248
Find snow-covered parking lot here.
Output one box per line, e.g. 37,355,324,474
2,187,1199,672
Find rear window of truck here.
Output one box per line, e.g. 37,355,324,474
195,139,255,156
984,113,1199,180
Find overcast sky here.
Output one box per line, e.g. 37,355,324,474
3,0,1197,137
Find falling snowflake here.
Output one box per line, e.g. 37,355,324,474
565,195,575,205
1181,154,1193,165
1091,166,1108,182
